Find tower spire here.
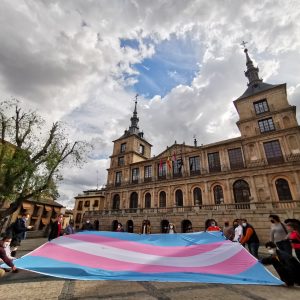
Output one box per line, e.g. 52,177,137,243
128,94,140,134
241,41,262,87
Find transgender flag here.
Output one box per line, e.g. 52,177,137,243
13,231,282,285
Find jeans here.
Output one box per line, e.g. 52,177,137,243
248,242,260,258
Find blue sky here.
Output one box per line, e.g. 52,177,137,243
121,35,201,98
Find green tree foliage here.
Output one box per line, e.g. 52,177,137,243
0,100,89,221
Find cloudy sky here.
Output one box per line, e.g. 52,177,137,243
1,0,300,208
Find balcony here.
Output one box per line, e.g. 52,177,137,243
144,177,152,183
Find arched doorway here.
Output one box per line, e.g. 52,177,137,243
161,219,169,233
175,189,183,207
159,191,166,207
193,187,202,206
233,180,251,203
126,220,134,233
275,178,293,201
182,219,193,233
213,185,224,205
130,192,138,210
145,193,151,208
112,220,118,231
112,194,120,209
94,220,99,231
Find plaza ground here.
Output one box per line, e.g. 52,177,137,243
0,237,299,300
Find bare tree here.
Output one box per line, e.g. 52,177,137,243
0,100,89,222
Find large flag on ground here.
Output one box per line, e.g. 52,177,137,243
12,231,282,284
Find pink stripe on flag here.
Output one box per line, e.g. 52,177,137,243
64,234,229,257
31,243,256,275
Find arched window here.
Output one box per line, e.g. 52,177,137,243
213,185,223,205
159,191,166,207
233,180,250,203
112,194,120,209
182,219,193,233
112,220,118,231
130,192,138,208
145,193,151,208
161,219,169,233
175,189,183,207
126,220,134,233
193,188,202,206
276,178,293,201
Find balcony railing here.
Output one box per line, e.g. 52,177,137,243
84,201,300,217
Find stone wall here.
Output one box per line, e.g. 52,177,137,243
86,207,300,244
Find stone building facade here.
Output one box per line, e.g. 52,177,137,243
81,48,300,242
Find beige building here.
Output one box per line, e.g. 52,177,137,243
79,48,300,242
0,197,64,237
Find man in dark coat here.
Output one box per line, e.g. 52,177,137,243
261,241,300,286
11,213,33,246
81,219,94,231
48,214,64,241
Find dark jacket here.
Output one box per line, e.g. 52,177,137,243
82,222,94,231
261,249,300,286
241,224,259,244
48,221,63,241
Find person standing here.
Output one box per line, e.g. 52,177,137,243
64,220,75,235
115,223,124,232
232,219,243,242
12,213,33,246
140,220,151,234
223,221,234,241
48,214,64,241
286,222,300,261
240,219,260,258
167,223,176,234
269,214,292,255
82,219,94,231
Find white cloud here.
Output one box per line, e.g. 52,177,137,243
1,0,300,208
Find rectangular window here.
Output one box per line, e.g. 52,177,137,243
77,201,83,210
120,143,126,153
84,201,90,207
263,140,284,164
144,165,152,180
93,200,99,207
139,144,145,155
189,156,200,174
115,171,122,186
258,118,275,133
254,99,269,114
158,162,167,178
208,152,221,172
75,213,82,223
173,159,183,176
228,148,244,170
131,168,139,183
118,156,124,166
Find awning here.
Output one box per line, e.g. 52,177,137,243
44,205,52,212
22,202,32,210
54,207,61,213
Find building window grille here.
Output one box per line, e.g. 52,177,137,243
158,162,166,179
189,156,200,174
173,159,183,176
213,185,223,205
120,143,126,153
130,192,138,209
254,99,269,114
131,168,139,183
118,156,124,166
159,191,166,207
258,118,275,133
145,193,151,208
228,148,244,170
233,180,250,203
115,171,122,186
275,178,293,201
193,188,202,206
112,194,120,209
263,140,284,164
208,152,221,173
144,165,152,181
175,189,183,207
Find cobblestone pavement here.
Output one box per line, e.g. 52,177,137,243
0,238,299,300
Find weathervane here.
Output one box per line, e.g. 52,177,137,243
241,40,248,49
134,94,139,103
